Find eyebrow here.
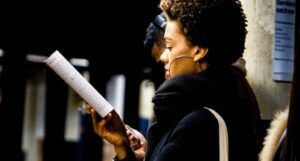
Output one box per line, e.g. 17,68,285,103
164,37,173,42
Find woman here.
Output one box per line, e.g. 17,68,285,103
89,0,261,160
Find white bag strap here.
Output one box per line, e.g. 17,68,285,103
205,107,229,161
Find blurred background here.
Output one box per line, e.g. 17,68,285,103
0,1,164,161
0,0,298,161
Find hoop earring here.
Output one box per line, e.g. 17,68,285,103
168,55,199,78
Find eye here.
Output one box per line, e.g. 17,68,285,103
165,46,172,51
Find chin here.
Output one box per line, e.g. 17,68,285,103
165,71,170,79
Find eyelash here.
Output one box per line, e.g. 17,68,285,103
165,46,172,51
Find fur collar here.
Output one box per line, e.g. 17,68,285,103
259,108,289,161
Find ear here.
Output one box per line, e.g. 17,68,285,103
194,47,208,62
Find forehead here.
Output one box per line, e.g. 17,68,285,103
164,21,182,40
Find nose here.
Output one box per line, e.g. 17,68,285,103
160,49,169,64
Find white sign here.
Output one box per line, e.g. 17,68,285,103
273,0,296,82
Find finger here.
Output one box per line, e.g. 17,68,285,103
129,130,139,141
125,124,131,130
131,141,141,150
90,109,98,131
129,135,134,140
98,113,112,129
125,125,134,135
105,113,112,120
86,103,92,112
127,132,133,138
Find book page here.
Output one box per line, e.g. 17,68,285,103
45,50,113,117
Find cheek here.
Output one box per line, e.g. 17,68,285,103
168,52,182,62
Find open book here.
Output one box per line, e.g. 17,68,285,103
45,50,113,117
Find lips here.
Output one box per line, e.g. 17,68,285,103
164,64,170,78
165,70,170,79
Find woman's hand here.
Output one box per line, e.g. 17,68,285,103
125,125,147,161
89,108,130,159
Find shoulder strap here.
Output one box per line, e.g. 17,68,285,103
205,107,229,161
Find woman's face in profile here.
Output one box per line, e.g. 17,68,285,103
160,20,199,79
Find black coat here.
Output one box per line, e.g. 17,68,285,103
124,65,261,161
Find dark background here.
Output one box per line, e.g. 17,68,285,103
0,1,162,69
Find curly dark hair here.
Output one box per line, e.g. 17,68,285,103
160,0,247,66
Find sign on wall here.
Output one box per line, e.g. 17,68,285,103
273,0,296,82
